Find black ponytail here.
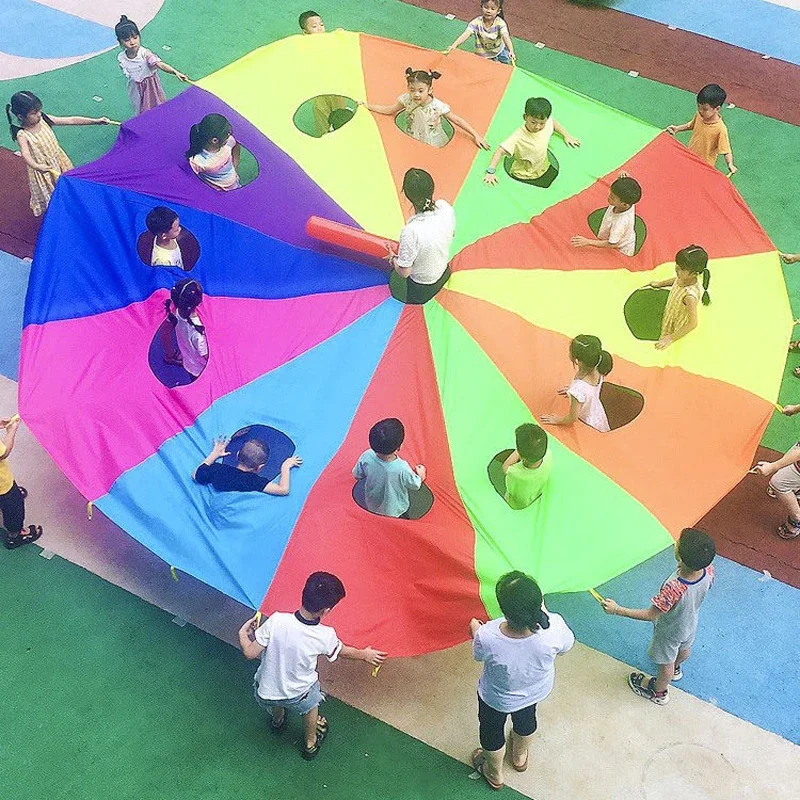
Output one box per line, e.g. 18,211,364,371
6,91,51,141
166,279,205,332
570,334,614,376
185,113,232,159
676,244,711,306
402,168,437,214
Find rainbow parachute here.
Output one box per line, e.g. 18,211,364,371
20,33,790,655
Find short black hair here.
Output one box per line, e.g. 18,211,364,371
677,528,716,570
369,418,405,455
610,176,642,205
299,10,321,29
145,206,179,236
238,439,269,471
496,571,549,631
524,97,552,120
515,424,547,463
302,571,346,613
696,84,726,108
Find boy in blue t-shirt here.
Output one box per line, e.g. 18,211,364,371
352,418,426,518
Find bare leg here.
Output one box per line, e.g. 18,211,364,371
675,647,691,670
509,730,535,769
773,489,800,524
302,707,322,750
654,662,674,694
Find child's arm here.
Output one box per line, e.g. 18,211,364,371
753,444,800,477
48,114,112,126
193,436,230,480
724,151,737,176
444,26,473,54
17,136,58,175
541,395,582,426
358,100,404,116
571,234,619,250
647,278,675,289
601,598,662,622
500,25,516,62
655,294,698,350
666,121,693,135
780,253,800,264
0,417,20,458
553,119,580,148
231,141,241,171
156,60,191,83
483,145,512,185
238,616,266,659
444,111,489,150
339,644,387,666
263,455,303,496
502,449,520,473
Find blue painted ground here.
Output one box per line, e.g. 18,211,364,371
0,0,113,59
613,0,800,65
548,548,800,744
0,251,29,381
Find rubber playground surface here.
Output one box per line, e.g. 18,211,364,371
0,0,799,795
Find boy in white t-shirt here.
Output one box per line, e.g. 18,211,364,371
146,206,185,270
238,572,386,760
571,174,642,257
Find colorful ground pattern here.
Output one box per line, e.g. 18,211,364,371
18,32,792,656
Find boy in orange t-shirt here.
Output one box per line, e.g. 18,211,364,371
667,84,737,176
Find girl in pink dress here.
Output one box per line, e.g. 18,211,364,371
115,16,191,115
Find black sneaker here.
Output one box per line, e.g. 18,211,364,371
3,524,43,550
628,672,669,705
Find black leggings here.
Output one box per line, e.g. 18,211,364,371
0,482,25,534
478,695,538,752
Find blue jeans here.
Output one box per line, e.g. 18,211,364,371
492,47,512,65
253,680,324,716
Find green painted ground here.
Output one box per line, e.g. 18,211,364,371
2,0,797,448
2,546,520,800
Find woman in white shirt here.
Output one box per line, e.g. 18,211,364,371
470,571,575,790
386,168,455,304
541,334,614,433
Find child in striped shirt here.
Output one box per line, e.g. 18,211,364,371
446,0,516,64
186,113,241,192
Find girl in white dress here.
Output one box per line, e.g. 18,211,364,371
541,334,613,433
360,68,489,150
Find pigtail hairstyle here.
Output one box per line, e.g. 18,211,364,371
495,571,550,632
114,15,140,42
402,168,437,214
6,91,52,141
166,279,205,333
404,68,442,88
570,334,614,376
676,244,711,306
185,113,232,159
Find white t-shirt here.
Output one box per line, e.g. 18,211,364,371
174,312,208,377
598,204,636,257
117,46,161,83
398,93,451,148
396,199,455,285
474,615,575,713
254,611,342,700
567,376,610,432
151,240,184,269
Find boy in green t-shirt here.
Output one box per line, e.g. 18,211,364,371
502,424,551,510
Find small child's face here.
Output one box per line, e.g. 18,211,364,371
23,107,43,126
302,15,325,34
523,114,548,133
162,218,181,241
120,33,140,51
607,190,630,210
696,102,720,122
482,1,501,21
408,80,432,104
675,266,695,282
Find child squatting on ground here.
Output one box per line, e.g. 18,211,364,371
571,173,642,257
483,97,580,189
542,334,613,433
6,91,111,217
186,113,241,191
238,572,386,759
0,414,42,550
601,528,716,705
648,244,711,351
667,83,737,176
352,418,426,518
114,15,190,115
501,424,552,510
445,0,516,64
753,436,800,540
360,68,489,150
194,436,302,495
470,571,575,790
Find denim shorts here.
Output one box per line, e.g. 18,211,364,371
492,47,512,65
253,680,324,716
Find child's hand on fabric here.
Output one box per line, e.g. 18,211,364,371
474,134,490,150
283,455,303,469
666,125,678,135
781,253,800,264
655,335,673,350
415,464,427,481
176,72,191,83
97,117,112,125
539,414,559,424
646,281,660,289
557,386,569,396
782,404,800,416
727,164,738,176
482,172,499,186
383,243,398,262
564,135,581,148
618,170,630,179
362,647,387,666
752,461,777,476
210,436,231,460
443,47,453,55
571,235,591,247
601,598,619,615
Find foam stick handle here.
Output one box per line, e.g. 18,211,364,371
306,216,399,259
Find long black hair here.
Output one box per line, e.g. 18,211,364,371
6,91,52,141
165,279,205,333
402,168,436,214
185,114,232,159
